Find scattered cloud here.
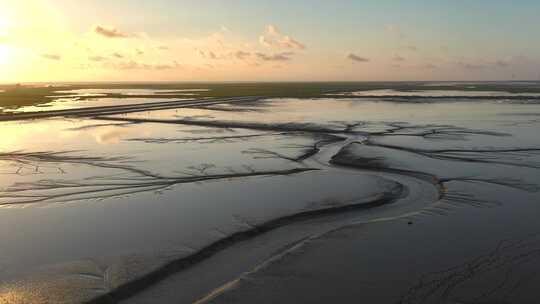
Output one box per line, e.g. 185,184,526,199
389,62,437,69
456,60,486,69
154,61,181,70
456,58,513,70
111,60,146,70
406,45,418,51
104,60,180,70
393,54,406,62
220,25,230,32
384,24,399,32
135,48,144,56
259,25,306,50
255,52,294,61
234,51,251,60
198,50,218,60
89,56,107,62
385,24,405,38
420,63,437,69
455,57,516,70
347,53,370,63
41,53,61,60
93,25,130,38
197,49,253,61
494,59,510,68
112,52,124,59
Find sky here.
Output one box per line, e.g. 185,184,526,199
0,0,539,82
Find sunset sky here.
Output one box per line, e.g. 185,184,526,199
1,0,539,82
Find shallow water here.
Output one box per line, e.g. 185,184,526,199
106,97,540,125
0,86,212,113
0,85,539,303
335,88,540,97
6,97,193,113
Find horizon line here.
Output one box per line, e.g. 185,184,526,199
2,79,540,86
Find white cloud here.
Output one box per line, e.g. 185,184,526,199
259,25,306,50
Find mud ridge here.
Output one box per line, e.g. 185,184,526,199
95,117,365,135
86,180,405,304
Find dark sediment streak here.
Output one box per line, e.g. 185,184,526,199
440,177,540,192
362,140,540,169
329,145,444,192
125,133,288,144
65,122,138,131
331,141,540,191
367,122,510,138
0,150,164,183
330,142,538,211
1,163,319,206
86,180,405,304
242,134,347,162
0,97,261,122
95,116,362,135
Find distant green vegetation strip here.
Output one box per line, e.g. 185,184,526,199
1,82,540,110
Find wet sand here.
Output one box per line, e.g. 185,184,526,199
0,83,539,303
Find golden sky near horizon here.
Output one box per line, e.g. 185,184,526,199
1,0,539,82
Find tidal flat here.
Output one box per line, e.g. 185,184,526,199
0,82,539,303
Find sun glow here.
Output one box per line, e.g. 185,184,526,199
0,45,11,65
